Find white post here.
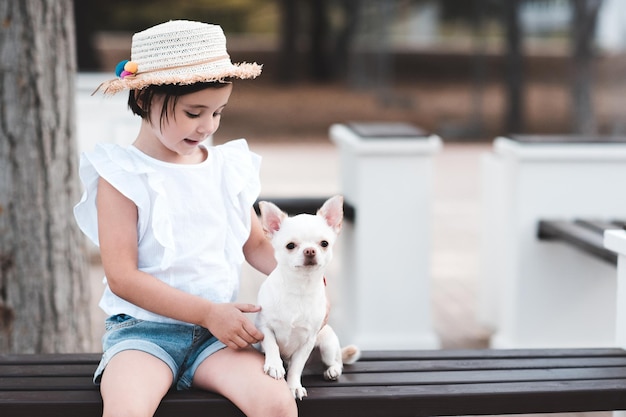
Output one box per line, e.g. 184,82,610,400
604,230,626,417
605,230,626,348
329,123,442,350
480,136,626,348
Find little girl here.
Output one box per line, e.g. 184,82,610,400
74,20,297,417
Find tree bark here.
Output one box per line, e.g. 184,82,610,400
309,0,331,81
571,0,603,135
504,0,524,134
0,0,91,353
277,0,299,83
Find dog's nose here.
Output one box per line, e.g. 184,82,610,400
304,247,316,257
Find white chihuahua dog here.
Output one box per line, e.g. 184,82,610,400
256,195,360,400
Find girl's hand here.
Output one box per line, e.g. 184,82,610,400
205,303,264,349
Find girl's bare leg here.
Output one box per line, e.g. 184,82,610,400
100,350,173,417
193,347,297,417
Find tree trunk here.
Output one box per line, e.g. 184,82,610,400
333,0,361,80
277,0,299,83
309,0,331,81
0,0,91,353
571,0,603,135
73,1,100,71
504,0,524,134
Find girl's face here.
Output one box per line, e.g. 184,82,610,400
135,83,233,163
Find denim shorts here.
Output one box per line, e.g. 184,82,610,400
94,314,227,390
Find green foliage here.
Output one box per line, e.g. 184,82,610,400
80,0,278,33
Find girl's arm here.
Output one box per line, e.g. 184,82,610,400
96,177,263,349
243,210,277,275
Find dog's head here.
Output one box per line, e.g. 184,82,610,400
259,195,343,273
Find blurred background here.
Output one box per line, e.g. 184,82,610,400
74,0,626,143
75,0,626,350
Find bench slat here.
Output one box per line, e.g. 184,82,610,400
360,347,626,360
7,356,624,378
301,379,626,417
5,350,626,376
574,219,622,234
0,353,100,364
5,365,626,391
5,357,626,387
0,377,95,391
3,379,626,417
3,348,619,364
328,366,626,386
345,356,626,373
3,349,626,417
537,219,620,264
0,364,97,377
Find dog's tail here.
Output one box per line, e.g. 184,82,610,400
342,345,361,364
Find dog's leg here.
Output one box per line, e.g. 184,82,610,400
316,325,344,380
260,330,286,380
286,341,316,400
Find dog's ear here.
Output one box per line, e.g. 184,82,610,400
259,201,287,237
317,195,344,234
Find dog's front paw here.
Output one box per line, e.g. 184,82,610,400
324,364,342,381
263,359,286,380
290,384,308,400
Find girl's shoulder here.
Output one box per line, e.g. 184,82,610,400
213,138,253,157
212,138,261,172
211,138,262,220
84,142,154,175
74,142,155,249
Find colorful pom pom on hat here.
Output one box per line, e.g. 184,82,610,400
114,60,139,79
94,20,262,95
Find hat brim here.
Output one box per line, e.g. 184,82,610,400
94,61,262,95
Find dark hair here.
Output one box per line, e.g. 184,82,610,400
128,81,231,127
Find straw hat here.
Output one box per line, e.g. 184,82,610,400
95,20,262,95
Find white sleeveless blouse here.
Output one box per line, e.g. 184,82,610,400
74,139,261,324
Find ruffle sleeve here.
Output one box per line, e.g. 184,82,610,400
73,143,164,254
215,139,262,265
74,140,261,273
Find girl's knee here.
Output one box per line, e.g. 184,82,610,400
246,378,297,417
101,386,166,417
194,348,298,417
100,351,172,417
255,388,298,417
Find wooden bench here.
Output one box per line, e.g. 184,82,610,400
3,348,626,417
537,218,626,265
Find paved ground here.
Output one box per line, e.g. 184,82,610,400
211,77,626,144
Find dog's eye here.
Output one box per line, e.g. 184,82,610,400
321,240,329,248
286,242,296,250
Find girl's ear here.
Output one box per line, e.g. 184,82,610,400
128,89,149,119
134,90,146,112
